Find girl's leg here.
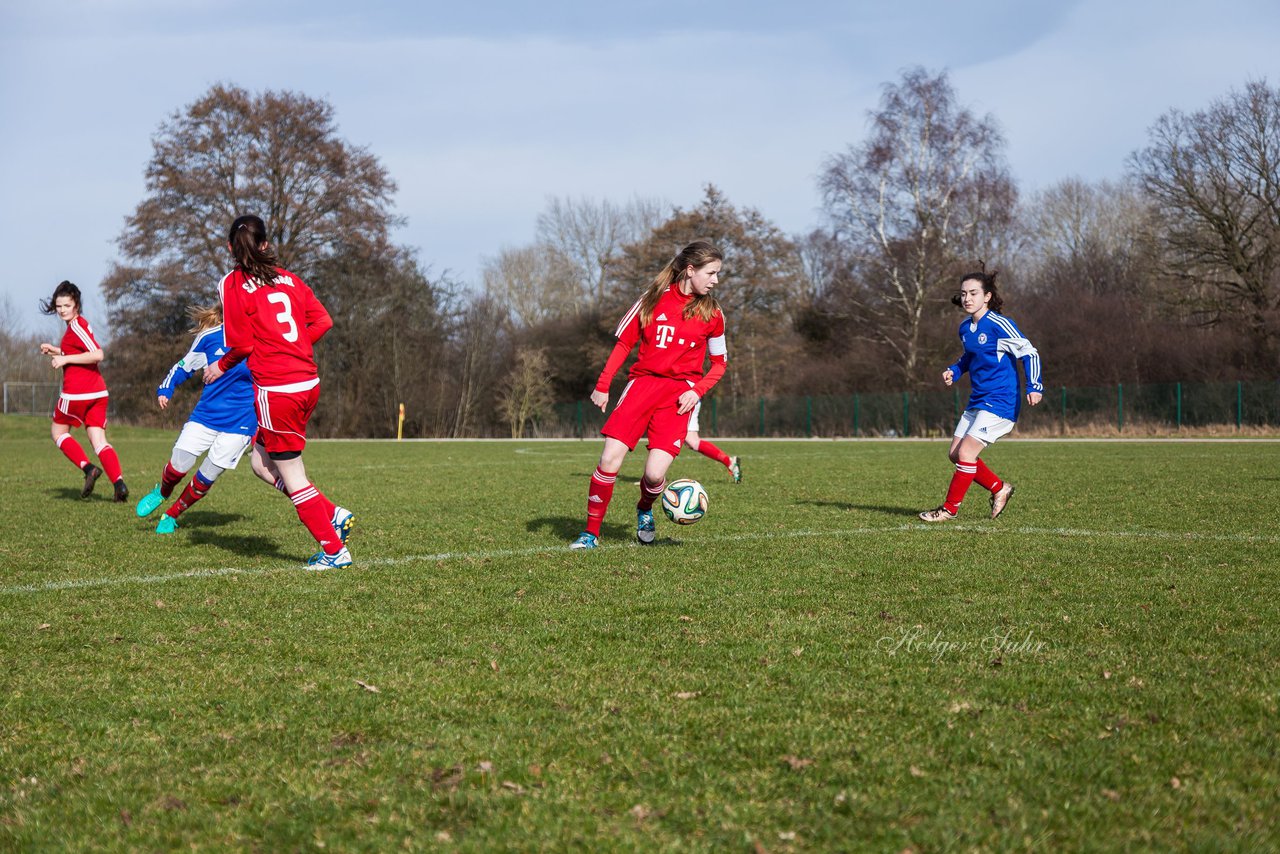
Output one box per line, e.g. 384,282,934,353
635,448,676,544
940,435,987,515
582,438,629,539
274,454,344,555
162,457,226,521
51,422,90,471
86,425,126,499
250,443,285,491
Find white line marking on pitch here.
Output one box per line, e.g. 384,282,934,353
3,523,1273,596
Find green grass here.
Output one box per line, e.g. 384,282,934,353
1,414,1277,851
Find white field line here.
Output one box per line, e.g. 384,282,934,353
3,523,1275,597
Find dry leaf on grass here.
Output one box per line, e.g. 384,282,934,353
673,691,701,700
781,755,814,770
501,781,525,794
36,623,51,631
354,680,380,693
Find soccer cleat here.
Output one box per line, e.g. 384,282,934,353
156,515,179,534
332,506,355,545
918,506,957,522
636,509,656,545
113,479,129,503
729,455,742,483
80,464,102,499
136,484,163,517
990,482,1016,519
569,531,598,550
306,547,353,570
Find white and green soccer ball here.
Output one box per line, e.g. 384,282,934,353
661,478,708,525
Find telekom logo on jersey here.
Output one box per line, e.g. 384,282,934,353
653,325,676,348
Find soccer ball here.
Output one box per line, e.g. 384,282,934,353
661,478,708,525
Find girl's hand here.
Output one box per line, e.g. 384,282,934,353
203,363,224,384
676,390,700,415
589,389,609,412
158,395,169,410
50,354,67,369
39,343,59,356
942,369,955,386
1027,391,1043,406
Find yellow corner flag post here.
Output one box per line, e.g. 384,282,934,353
397,402,405,440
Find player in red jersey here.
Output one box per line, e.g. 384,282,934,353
684,401,741,483
38,281,129,501
201,215,354,570
571,241,729,550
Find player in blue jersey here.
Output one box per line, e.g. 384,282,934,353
919,265,1043,522
135,305,258,533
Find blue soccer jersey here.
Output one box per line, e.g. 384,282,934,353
947,311,1043,422
158,326,257,435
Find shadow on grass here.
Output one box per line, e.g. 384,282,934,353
797,499,922,517
169,512,300,561
525,515,638,543
47,486,114,502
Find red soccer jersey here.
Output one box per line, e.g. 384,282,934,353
216,267,334,388
59,316,108,397
614,285,726,383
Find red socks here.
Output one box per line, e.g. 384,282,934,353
289,483,339,552
585,467,617,536
637,477,666,512
943,461,977,514
166,473,211,518
696,440,731,468
55,434,90,470
96,444,123,483
161,462,186,498
974,459,1003,494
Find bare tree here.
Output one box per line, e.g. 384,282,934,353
497,348,555,437
819,67,1017,386
481,245,577,328
1129,79,1280,364
536,196,666,308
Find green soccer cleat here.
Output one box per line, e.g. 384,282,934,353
156,515,179,534
136,484,163,518
729,456,742,483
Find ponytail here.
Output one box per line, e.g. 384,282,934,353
227,215,280,288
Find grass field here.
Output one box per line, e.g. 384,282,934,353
1,414,1277,851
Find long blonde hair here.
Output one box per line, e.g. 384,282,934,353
186,304,222,334
637,241,724,327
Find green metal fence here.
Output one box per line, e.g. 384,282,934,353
549,380,1280,438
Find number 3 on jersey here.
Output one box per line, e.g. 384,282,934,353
266,291,299,342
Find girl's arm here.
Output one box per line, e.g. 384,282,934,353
51,349,103,368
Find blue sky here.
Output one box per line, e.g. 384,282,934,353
2,0,1277,336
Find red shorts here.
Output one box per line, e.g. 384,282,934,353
602,375,693,456
254,383,319,454
53,394,108,428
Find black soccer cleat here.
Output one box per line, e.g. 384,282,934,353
113,479,129,503
80,464,103,499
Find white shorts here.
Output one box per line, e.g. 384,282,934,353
174,421,253,469
687,399,703,433
953,409,1015,445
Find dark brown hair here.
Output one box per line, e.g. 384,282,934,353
40,280,81,315
952,260,1004,313
228,215,281,287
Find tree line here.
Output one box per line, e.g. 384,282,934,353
6,71,1278,436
